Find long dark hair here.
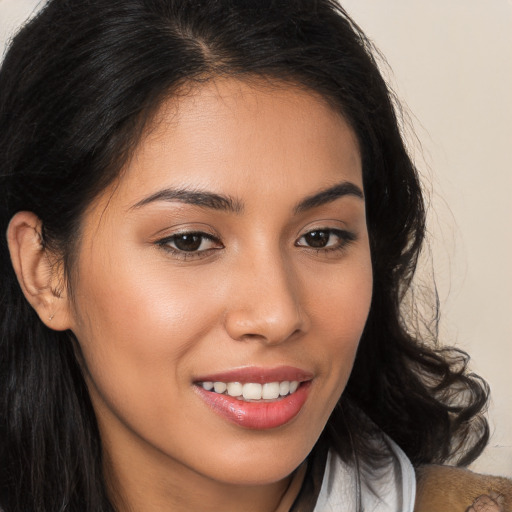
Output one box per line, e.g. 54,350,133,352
0,0,489,510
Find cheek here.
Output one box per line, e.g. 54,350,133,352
69,248,221,402
306,255,373,385
307,250,372,331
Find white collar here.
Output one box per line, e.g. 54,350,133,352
314,438,416,512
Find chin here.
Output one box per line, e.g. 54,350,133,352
190,432,315,487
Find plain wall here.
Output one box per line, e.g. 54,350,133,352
1,0,511,477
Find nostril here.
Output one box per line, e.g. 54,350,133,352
222,268,307,343
224,307,305,345
238,328,302,344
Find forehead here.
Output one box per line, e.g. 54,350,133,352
98,78,363,214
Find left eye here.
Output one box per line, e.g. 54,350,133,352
296,229,353,249
159,232,221,252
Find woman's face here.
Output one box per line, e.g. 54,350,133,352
67,79,372,488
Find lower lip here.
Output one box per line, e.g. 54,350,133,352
194,382,311,430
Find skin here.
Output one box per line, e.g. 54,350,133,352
9,79,373,511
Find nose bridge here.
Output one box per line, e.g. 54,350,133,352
224,244,305,344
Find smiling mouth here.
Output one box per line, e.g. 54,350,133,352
197,380,301,401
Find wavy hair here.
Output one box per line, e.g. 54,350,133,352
0,0,489,510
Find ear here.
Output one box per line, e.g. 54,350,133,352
7,211,73,331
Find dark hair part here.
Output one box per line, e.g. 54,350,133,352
0,0,489,510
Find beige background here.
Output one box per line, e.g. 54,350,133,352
1,0,511,476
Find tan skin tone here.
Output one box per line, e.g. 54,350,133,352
8,79,373,511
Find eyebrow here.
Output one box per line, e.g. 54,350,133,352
130,188,244,214
294,181,364,213
130,180,363,214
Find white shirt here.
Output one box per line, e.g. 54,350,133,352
314,439,416,512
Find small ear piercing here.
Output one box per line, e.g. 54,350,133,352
49,313,55,321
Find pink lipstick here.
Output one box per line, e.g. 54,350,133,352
193,366,312,430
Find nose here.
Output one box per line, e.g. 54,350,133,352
223,251,308,345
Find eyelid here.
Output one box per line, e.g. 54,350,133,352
155,229,224,260
295,227,357,253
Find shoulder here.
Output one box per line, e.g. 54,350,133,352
414,464,512,512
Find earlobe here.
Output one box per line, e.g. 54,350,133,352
7,211,73,331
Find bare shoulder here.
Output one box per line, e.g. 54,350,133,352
414,464,512,512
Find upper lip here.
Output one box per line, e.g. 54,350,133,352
194,365,313,384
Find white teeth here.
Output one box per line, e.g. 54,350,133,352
227,382,243,397
213,381,227,393
279,381,290,396
243,382,262,400
262,382,280,399
201,380,301,400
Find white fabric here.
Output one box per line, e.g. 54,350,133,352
313,438,416,512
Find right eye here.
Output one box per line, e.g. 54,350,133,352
156,231,223,257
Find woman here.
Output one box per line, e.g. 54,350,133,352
0,1,509,510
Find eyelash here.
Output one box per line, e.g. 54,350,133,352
156,231,223,261
295,228,357,255
156,228,357,261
